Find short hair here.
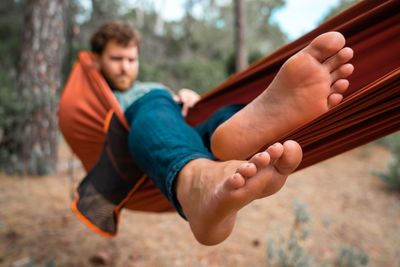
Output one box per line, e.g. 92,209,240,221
90,21,141,55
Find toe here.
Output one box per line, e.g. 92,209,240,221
305,32,346,62
249,151,271,169
274,140,302,175
331,79,349,94
331,63,354,82
266,143,284,160
327,93,344,108
224,173,246,190
236,162,257,178
323,47,353,72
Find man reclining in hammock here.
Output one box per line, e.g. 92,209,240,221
89,22,353,245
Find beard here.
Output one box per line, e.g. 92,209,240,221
100,69,135,91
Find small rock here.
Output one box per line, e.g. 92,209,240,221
6,230,21,242
252,239,260,247
129,252,143,261
89,250,112,265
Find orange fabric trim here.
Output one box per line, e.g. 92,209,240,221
103,109,114,133
71,192,116,237
114,174,148,219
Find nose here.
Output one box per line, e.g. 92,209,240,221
121,59,130,72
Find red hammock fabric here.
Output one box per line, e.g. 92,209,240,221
187,0,400,170
58,0,400,236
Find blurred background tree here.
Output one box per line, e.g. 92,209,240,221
0,0,364,175
234,0,248,72
1,0,65,175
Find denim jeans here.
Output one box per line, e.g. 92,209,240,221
125,89,243,217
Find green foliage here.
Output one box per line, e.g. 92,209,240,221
294,200,311,225
0,0,25,174
375,160,400,191
226,49,266,76
137,61,166,84
266,201,369,267
0,0,24,72
320,0,360,23
336,247,369,267
114,0,287,94
62,1,89,85
377,133,400,154
0,70,23,174
372,133,400,191
0,77,20,130
267,201,313,267
171,58,227,95
10,257,56,267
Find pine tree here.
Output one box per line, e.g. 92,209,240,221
13,0,66,175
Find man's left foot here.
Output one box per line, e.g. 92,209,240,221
176,140,302,245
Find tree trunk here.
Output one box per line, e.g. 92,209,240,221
234,0,248,72
16,0,65,175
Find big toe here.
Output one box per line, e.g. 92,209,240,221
305,32,346,62
274,140,303,174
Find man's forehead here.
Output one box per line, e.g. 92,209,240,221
103,40,138,55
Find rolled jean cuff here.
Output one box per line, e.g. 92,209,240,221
166,153,214,219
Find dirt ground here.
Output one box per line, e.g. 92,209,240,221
1,142,400,267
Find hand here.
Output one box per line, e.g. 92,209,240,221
173,88,201,117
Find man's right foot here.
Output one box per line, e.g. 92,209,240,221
211,31,354,160
176,140,302,246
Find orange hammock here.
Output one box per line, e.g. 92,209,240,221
58,0,400,236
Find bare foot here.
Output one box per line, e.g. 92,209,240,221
211,32,354,160
176,140,302,245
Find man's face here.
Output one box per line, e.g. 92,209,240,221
95,40,139,91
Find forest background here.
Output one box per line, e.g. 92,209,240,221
0,0,358,175
2,1,400,266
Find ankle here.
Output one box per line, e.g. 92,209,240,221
175,158,208,204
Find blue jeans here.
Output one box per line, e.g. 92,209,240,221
125,89,243,217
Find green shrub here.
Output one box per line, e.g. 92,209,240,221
137,61,166,85
267,201,313,267
336,247,369,267
0,72,23,174
172,58,227,95
266,201,369,267
225,49,266,76
372,133,400,191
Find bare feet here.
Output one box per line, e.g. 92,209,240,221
176,140,302,245
211,32,354,160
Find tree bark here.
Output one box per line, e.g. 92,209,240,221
16,0,65,175
234,0,248,72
